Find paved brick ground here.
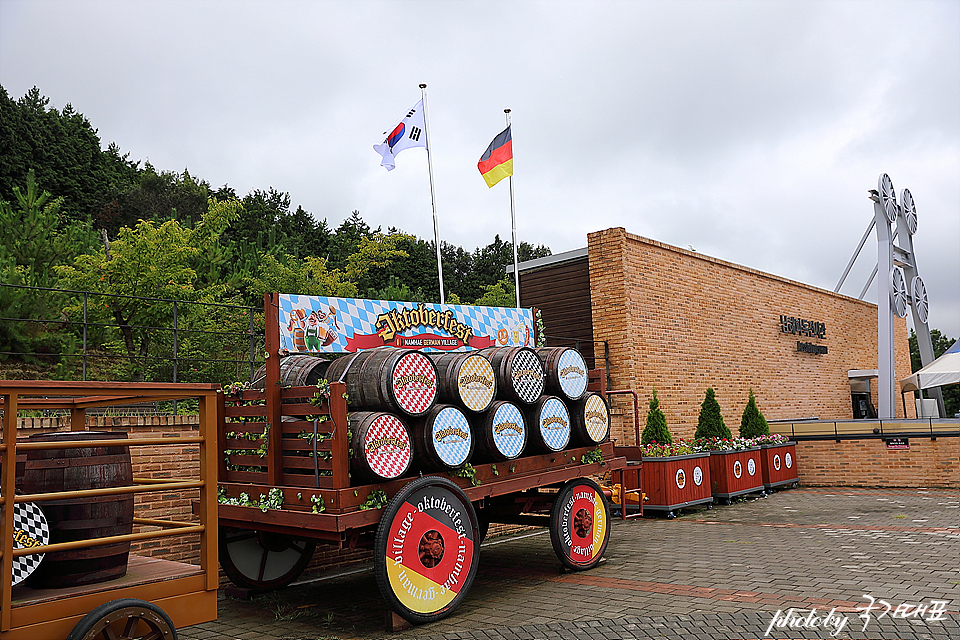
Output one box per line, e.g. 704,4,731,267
179,487,959,640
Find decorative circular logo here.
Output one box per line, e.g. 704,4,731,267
747,458,756,476
511,349,544,403
556,349,587,400
582,394,609,443
555,482,607,566
8,500,49,586
538,397,571,452
431,406,472,467
491,403,526,458
392,352,438,415
773,454,781,471
785,452,793,469
693,466,703,486
456,354,496,412
364,414,412,479
733,460,743,479
675,468,686,489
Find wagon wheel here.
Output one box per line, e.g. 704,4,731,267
549,477,611,571
66,598,176,640
373,476,481,625
219,526,316,591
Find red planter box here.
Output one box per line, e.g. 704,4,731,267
640,453,712,515
759,442,799,490
708,447,764,501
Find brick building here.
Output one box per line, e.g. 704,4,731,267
518,227,914,445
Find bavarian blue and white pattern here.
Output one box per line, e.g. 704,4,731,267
538,397,571,452
277,295,535,354
431,406,473,467
555,349,588,400
491,402,526,459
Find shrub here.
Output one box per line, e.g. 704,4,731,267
640,388,672,445
694,387,732,440
739,388,770,438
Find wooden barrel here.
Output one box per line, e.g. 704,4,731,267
411,404,474,471
428,352,497,413
251,354,330,388
536,347,588,401
525,395,572,453
22,431,133,588
570,392,611,447
326,347,438,417
349,412,413,483
480,346,544,405
472,400,527,462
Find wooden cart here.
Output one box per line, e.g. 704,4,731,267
0,381,220,640
214,294,628,626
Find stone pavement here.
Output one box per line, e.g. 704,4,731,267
178,487,960,640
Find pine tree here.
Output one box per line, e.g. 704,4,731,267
694,387,732,440
640,388,672,445
739,388,770,438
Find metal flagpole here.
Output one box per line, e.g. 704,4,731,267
420,83,445,304
505,109,519,309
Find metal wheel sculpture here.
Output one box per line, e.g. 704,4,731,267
66,598,176,640
879,173,898,223
900,188,918,235
890,267,908,318
219,526,316,591
911,276,929,324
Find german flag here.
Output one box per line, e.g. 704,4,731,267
478,126,513,188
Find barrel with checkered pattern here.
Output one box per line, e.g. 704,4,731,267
525,395,572,453
349,411,414,483
480,346,545,405
411,404,475,471
472,400,528,462
326,347,438,417
535,346,588,401
428,351,497,413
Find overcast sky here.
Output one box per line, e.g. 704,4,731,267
1,0,958,339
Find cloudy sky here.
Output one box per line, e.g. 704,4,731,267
2,0,958,338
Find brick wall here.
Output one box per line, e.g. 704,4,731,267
795,437,960,487
587,227,914,445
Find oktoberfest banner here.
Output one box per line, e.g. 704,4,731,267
278,295,535,354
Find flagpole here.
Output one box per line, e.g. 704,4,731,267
505,109,519,309
420,83,445,304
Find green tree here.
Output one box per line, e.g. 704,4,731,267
694,387,732,440
909,329,959,417
739,388,770,438
473,278,516,307
640,388,672,445
54,198,243,380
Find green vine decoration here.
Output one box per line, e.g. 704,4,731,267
581,446,604,465
359,489,388,511
453,463,481,487
217,486,284,513
491,464,499,477
311,494,326,513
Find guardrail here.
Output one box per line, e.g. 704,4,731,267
771,418,960,441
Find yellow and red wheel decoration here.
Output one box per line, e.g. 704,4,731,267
549,477,610,570
374,476,480,623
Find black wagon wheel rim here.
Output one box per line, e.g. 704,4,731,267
374,476,480,624
549,477,611,571
219,526,316,590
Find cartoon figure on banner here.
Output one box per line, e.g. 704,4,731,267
321,306,340,346
287,308,308,351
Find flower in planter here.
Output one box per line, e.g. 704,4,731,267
739,388,770,438
640,439,695,457
692,436,755,452
694,387,733,440
641,388,672,445
749,433,790,445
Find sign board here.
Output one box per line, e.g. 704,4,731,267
278,295,535,354
886,437,909,450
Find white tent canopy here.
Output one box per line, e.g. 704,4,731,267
900,340,960,392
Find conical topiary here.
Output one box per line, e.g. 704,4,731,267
739,388,770,438
694,387,732,440
640,388,672,445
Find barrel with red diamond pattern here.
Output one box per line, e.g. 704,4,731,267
325,346,438,417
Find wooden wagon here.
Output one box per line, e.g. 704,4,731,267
0,381,219,640
214,294,628,626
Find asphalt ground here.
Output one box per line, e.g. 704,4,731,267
179,487,960,640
